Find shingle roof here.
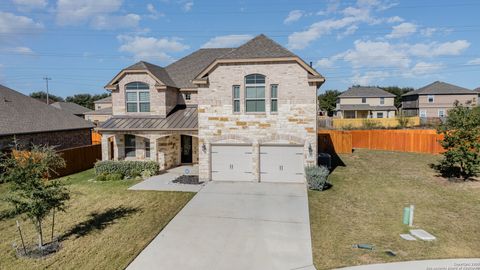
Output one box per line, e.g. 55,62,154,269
50,101,92,115
0,84,94,136
474,87,480,93
338,86,395,98
218,34,296,59
125,61,177,87
403,81,474,96
165,48,234,88
108,34,319,90
98,105,197,131
84,107,112,115
94,96,111,103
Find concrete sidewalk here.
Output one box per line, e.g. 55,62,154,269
129,165,203,192
337,258,480,270
127,181,315,270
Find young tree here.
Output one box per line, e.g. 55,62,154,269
65,93,110,110
30,91,64,103
1,145,70,247
436,103,480,180
318,90,341,116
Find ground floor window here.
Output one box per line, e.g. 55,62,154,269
125,134,136,157
377,112,384,118
420,110,427,118
145,138,150,158
438,109,445,118
344,111,355,118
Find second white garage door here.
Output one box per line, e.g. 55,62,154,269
211,145,253,181
260,145,305,183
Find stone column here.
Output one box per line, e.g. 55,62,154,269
101,134,110,161
114,134,124,160
149,135,160,162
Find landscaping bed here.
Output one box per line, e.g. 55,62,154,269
0,169,194,270
309,149,480,270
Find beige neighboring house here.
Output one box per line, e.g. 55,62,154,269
335,86,396,119
97,34,324,183
50,101,92,119
402,81,477,118
84,96,113,124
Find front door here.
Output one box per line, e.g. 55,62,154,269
181,135,192,163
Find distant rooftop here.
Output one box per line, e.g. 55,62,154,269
338,86,395,98
51,101,92,115
403,81,473,96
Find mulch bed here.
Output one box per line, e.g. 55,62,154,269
172,175,203,185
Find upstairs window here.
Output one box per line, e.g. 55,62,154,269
126,82,150,112
185,93,191,100
245,74,265,112
233,85,240,113
270,84,278,112
428,95,434,103
361,97,367,103
380,97,385,105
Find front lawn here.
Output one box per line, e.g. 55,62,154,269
0,169,194,270
310,149,480,270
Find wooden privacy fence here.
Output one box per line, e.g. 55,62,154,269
332,117,420,129
55,144,102,178
318,129,445,155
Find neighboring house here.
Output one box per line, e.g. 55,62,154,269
0,84,94,151
85,96,113,124
475,87,480,99
97,34,324,183
50,101,92,118
402,81,477,118
335,86,396,119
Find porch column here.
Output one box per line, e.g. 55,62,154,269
101,134,110,161
114,134,124,160
149,135,160,162
355,110,357,118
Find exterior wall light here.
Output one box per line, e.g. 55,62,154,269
202,143,207,153
308,143,313,157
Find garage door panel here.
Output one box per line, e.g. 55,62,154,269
260,145,304,183
211,145,253,181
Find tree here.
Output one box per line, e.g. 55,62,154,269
318,90,341,116
379,86,414,108
30,91,64,103
435,103,480,180
0,145,70,247
65,93,110,110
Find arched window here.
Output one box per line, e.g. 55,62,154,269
245,74,265,112
125,82,150,112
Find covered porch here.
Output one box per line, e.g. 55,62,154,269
100,132,198,171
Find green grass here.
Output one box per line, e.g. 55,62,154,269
0,169,194,270
309,149,480,269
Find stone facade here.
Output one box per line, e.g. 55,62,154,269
197,61,318,182
0,128,92,151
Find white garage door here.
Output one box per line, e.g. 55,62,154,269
211,145,253,181
260,145,305,183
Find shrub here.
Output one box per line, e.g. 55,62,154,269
397,114,411,128
362,119,381,129
95,173,108,181
94,160,159,179
305,165,330,191
106,173,123,181
141,170,155,179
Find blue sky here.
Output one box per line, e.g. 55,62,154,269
0,0,479,97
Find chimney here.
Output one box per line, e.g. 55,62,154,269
309,61,313,67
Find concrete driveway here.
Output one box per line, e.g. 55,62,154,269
127,181,315,270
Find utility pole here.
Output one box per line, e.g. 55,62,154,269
43,76,51,104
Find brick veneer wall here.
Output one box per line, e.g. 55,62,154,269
0,128,92,151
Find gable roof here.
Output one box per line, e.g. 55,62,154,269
84,107,112,115
338,86,395,98
105,34,324,90
474,87,480,93
219,34,296,59
403,81,474,96
51,101,92,115
94,96,111,104
0,84,93,136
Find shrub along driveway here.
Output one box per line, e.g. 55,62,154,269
127,181,315,270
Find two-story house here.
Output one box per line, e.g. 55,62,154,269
402,81,477,118
335,86,396,118
97,35,324,183
84,96,113,124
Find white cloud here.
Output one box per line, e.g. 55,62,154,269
12,0,47,10
386,16,403,23
118,35,189,63
338,25,358,39
284,10,304,24
408,40,470,57
386,22,417,39
9,46,35,55
409,62,444,76
182,1,193,12
91,14,141,30
147,3,164,19
467,58,480,65
56,0,123,26
421,27,436,37
0,11,44,34
202,34,253,48
352,70,390,85
317,0,340,16
315,58,335,68
340,40,410,69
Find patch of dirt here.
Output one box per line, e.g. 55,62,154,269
172,175,203,185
